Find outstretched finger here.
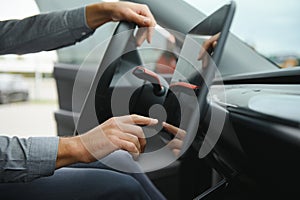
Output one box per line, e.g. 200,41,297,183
120,114,158,126
162,122,186,139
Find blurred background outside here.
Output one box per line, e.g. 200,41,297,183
0,0,299,138
0,0,57,138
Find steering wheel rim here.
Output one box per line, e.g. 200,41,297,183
96,21,136,93
94,22,181,153
72,21,207,172
95,21,139,123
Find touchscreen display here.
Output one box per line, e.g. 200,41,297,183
171,3,235,86
171,35,207,85
162,2,235,144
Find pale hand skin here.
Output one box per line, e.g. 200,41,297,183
56,115,158,169
86,1,157,45
163,122,187,157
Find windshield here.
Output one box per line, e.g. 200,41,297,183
184,0,300,69
32,0,299,71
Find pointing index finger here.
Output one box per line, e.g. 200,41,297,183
120,114,158,126
162,122,186,138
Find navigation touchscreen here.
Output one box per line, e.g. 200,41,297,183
161,2,236,151
171,1,236,85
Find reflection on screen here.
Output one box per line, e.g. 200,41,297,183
171,3,231,86
171,35,210,85
162,3,233,140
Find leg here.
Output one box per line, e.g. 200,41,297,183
71,150,166,200
0,167,151,200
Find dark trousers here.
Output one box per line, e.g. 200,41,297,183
0,151,166,200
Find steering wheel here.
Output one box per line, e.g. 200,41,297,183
94,21,177,154
87,19,223,174
95,21,140,123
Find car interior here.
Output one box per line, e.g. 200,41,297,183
35,0,300,199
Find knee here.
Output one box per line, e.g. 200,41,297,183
101,150,142,172
105,174,150,200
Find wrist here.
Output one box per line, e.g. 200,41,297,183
85,2,114,29
73,135,95,163
56,136,92,169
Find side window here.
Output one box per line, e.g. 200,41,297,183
35,0,117,65
0,0,57,72
184,0,300,71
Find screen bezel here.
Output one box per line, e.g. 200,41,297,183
160,1,236,151
188,1,236,67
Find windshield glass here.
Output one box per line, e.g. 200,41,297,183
184,0,300,69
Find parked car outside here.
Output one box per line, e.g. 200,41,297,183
0,74,29,104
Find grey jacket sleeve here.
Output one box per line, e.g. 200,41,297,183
0,136,59,183
0,7,94,55
0,7,94,182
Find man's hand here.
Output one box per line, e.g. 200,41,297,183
198,33,220,68
56,115,158,169
86,2,156,45
163,122,187,157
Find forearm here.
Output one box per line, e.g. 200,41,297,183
85,3,113,29
0,1,156,55
0,7,93,55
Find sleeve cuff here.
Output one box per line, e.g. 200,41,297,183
65,7,94,42
27,137,59,181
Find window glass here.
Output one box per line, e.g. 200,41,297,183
0,0,57,72
184,0,300,69
35,0,117,65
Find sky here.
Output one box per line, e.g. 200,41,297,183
0,0,39,19
185,0,300,56
0,0,299,57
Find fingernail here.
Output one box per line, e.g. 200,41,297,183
152,119,158,124
162,122,167,126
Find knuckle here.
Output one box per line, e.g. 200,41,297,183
118,8,130,20
108,118,116,126
181,130,187,135
132,135,139,142
109,136,121,149
142,4,149,9
168,140,175,146
137,126,143,134
131,114,138,118
128,142,136,151
130,114,139,121
122,8,132,17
